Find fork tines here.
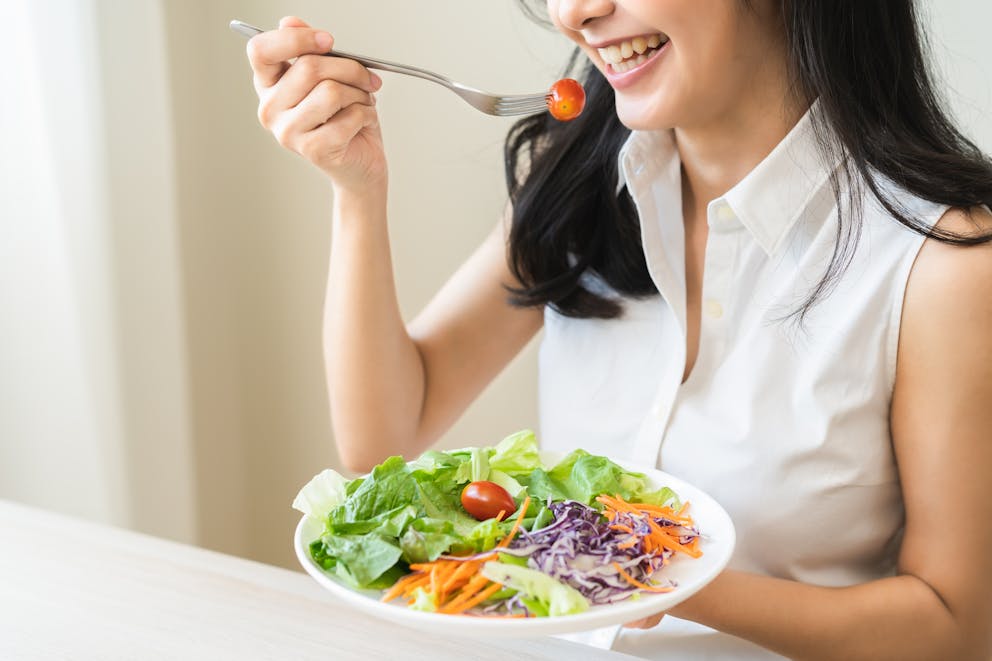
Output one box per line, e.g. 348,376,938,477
494,94,551,116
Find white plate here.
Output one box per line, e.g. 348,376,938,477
294,452,735,637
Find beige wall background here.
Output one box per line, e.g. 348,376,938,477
2,0,989,570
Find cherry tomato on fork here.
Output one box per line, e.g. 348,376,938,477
547,78,586,121
460,481,517,521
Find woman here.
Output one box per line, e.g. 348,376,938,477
244,2,992,658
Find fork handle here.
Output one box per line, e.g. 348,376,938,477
230,20,451,90
325,52,450,88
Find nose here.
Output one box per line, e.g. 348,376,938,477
554,0,614,31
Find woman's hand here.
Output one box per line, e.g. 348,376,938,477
246,16,386,194
624,612,666,629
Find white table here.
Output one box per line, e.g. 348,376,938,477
0,500,639,660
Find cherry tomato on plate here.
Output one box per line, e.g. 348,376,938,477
547,78,586,122
460,481,517,521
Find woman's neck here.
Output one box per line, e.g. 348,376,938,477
675,94,808,216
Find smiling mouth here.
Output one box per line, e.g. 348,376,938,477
597,33,669,74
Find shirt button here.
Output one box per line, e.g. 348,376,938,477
704,299,724,319
716,204,735,222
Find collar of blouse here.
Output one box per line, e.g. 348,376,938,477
616,100,843,258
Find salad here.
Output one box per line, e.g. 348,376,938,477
292,430,702,618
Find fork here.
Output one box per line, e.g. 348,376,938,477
230,20,550,117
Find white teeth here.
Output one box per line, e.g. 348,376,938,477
598,33,667,69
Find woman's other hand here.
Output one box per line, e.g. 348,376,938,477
246,16,386,194
624,612,665,629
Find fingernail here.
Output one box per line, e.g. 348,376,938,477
370,71,383,91
315,32,333,51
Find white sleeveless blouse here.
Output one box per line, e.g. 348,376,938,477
537,108,948,659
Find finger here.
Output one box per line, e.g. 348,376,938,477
623,612,665,629
258,54,381,123
297,103,380,162
247,27,334,89
272,80,376,139
279,15,310,29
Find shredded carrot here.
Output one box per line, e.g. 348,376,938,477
594,493,702,563
381,572,430,603
430,564,441,596
495,495,531,549
596,494,694,527
438,574,494,613
645,519,703,558
451,581,504,613
381,579,409,603
611,562,675,593
401,574,431,595
440,560,477,594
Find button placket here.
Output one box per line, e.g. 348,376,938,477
638,207,738,467
626,154,690,466
697,202,739,371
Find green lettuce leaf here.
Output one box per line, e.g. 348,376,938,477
487,469,525,497
566,455,634,503
518,468,569,503
480,561,589,617
328,504,417,536
414,480,479,537
546,449,590,484
291,468,349,520
407,586,437,612
454,447,491,484
489,429,542,476
544,453,651,505
406,450,463,473
399,518,460,564
461,518,503,553
637,485,682,509
341,456,416,522
319,532,402,587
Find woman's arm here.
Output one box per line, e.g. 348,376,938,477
629,206,992,660
325,203,543,472
244,17,543,472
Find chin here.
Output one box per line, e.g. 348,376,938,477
614,99,678,132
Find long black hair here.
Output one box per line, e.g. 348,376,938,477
505,0,992,320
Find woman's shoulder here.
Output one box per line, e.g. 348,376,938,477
908,205,992,293
899,204,992,364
